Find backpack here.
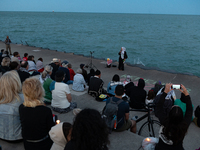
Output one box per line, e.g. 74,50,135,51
102,97,123,133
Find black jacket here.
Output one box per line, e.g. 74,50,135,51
126,79,146,109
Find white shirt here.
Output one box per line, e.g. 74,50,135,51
51,82,71,108
27,61,37,71
36,60,44,70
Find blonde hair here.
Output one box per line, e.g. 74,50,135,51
22,77,45,107
41,65,53,79
1,57,10,66
0,70,22,104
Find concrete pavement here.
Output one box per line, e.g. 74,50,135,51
0,41,200,150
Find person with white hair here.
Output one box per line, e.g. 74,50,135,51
72,68,88,92
118,47,128,71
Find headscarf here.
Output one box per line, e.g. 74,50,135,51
121,47,126,59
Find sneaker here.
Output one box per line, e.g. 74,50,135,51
131,116,138,121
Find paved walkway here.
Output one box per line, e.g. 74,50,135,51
0,41,200,150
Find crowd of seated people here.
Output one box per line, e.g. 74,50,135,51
1,51,200,150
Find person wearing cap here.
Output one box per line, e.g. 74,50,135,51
58,61,71,84
80,64,87,83
4,36,12,55
50,58,61,80
118,47,128,71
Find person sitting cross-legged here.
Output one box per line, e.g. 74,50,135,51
107,74,122,97
0,71,24,141
50,70,77,113
88,69,107,99
126,78,147,109
105,85,136,133
72,68,88,92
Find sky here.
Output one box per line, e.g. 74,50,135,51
0,0,200,15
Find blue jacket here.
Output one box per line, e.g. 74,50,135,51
0,93,24,140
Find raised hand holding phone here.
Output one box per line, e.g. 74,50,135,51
179,84,189,96
164,83,173,93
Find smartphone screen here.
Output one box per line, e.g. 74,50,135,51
172,84,181,89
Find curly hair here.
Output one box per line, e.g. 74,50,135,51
22,77,44,107
71,108,109,150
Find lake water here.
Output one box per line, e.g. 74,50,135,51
1,11,200,76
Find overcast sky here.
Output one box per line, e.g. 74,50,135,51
0,0,200,15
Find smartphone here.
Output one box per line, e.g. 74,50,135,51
172,84,181,89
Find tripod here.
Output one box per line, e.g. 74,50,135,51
86,51,97,69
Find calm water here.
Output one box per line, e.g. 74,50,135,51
1,11,200,76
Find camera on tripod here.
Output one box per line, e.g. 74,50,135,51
86,51,97,69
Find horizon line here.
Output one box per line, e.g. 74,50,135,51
0,10,200,16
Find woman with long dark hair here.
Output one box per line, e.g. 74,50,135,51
64,108,109,150
107,74,122,96
155,83,193,150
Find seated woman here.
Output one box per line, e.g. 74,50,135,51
72,68,87,92
64,108,109,150
27,55,37,72
107,74,122,96
19,77,55,150
36,58,44,73
126,78,147,109
145,90,155,105
50,70,77,113
27,55,40,76
0,70,24,141
155,83,193,150
39,65,53,104
0,57,10,74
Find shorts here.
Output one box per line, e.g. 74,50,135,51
114,120,132,132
